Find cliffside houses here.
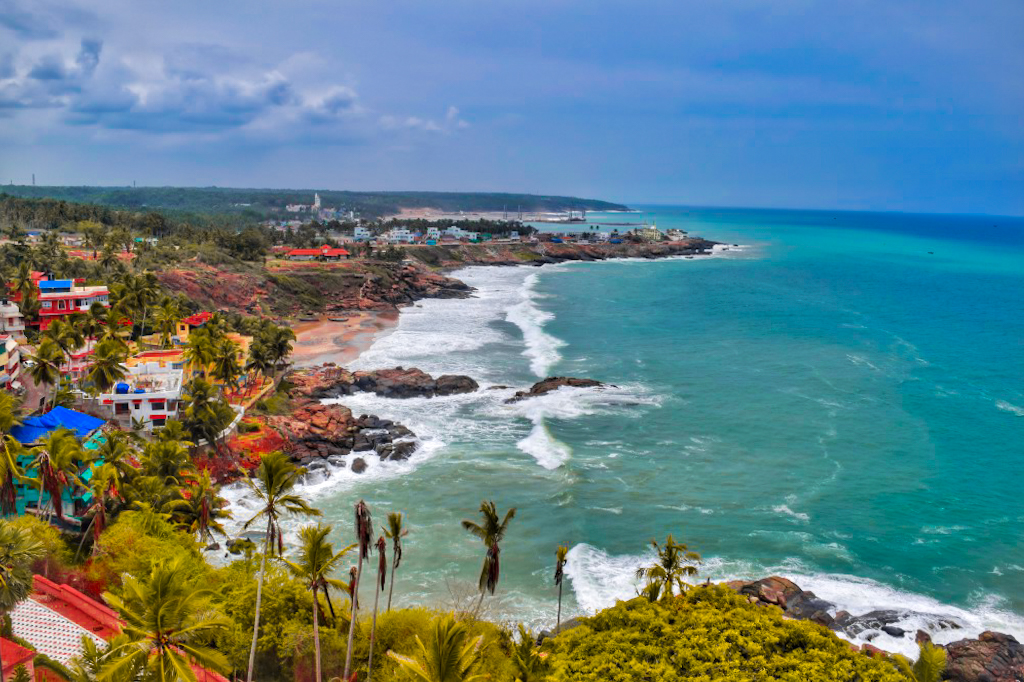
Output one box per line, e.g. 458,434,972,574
0,334,22,390
37,279,111,330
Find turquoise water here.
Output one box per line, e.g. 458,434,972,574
225,206,1024,655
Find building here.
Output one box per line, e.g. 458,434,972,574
384,228,415,244
630,224,664,243
0,334,22,390
37,279,110,330
10,407,105,519
354,226,372,241
175,311,214,345
443,226,478,241
98,362,184,431
426,227,441,239
0,298,25,335
63,338,97,382
0,637,36,681
11,575,228,682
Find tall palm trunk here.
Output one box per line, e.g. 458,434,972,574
367,573,382,681
312,588,322,682
343,559,362,680
556,581,563,634
246,517,273,682
386,553,398,612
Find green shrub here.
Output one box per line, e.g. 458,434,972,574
92,509,208,583
543,585,909,681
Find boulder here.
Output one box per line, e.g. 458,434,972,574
351,457,368,474
945,631,1024,682
505,376,607,403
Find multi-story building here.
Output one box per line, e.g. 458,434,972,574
98,361,184,431
354,226,372,241
385,228,415,244
0,299,25,335
37,279,110,330
63,338,97,382
0,335,21,390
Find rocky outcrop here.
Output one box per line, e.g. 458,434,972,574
945,631,1024,682
725,577,837,629
505,376,606,403
291,365,479,400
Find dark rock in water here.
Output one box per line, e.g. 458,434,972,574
505,376,607,403
389,441,418,461
488,385,510,390
882,625,907,638
301,366,479,400
204,542,220,552
916,630,932,645
351,457,368,474
945,631,1024,682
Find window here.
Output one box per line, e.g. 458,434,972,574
133,402,140,410
152,417,166,428
115,403,130,415
57,300,66,310
151,401,165,411
42,301,51,309
74,299,82,308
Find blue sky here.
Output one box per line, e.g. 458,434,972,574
1,0,1022,215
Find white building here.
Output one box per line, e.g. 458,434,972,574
354,226,372,241
385,227,415,244
0,334,21,390
98,362,184,431
426,227,441,239
444,226,478,241
0,299,25,335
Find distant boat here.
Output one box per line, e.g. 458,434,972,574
299,317,318,322
328,317,349,322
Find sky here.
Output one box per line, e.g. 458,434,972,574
1,0,1022,215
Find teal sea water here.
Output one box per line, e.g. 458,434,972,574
225,206,1024,656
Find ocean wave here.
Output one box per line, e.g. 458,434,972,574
564,544,1024,659
517,418,572,469
505,272,565,377
772,504,811,523
996,400,1024,416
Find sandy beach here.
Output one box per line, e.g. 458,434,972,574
290,311,398,367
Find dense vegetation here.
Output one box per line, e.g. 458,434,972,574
0,187,628,221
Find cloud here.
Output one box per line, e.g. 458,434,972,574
380,105,469,134
0,0,60,39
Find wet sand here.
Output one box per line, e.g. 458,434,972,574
290,311,398,367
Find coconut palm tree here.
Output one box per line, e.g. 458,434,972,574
0,519,45,681
169,470,231,544
152,298,180,348
366,535,388,682
183,329,215,378
282,523,353,682
84,339,127,397
27,338,65,408
11,263,35,302
263,326,296,381
343,500,373,681
243,340,273,395
0,393,25,516
24,428,89,521
634,534,701,602
138,437,193,487
101,556,230,682
893,641,947,682
242,451,321,682
386,614,485,682
554,545,569,634
383,512,408,612
461,500,516,611
75,465,118,560
92,430,136,497
209,338,241,397
43,317,85,387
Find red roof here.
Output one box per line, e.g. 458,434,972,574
322,247,350,256
180,311,213,327
1,637,35,676
287,246,349,257
287,249,323,256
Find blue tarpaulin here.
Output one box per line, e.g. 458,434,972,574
10,407,106,444
37,279,73,291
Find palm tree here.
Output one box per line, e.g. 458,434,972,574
634,534,701,602
180,378,228,448
169,470,231,544
0,520,45,681
386,614,485,682
554,545,569,634
43,317,85,386
282,523,353,682
461,500,516,611
25,428,89,521
183,329,215,378
0,393,25,516
139,438,194,487
92,430,136,497
242,451,321,682
101,557,230,682
243,340,273,396
209,338,241,397
84,339,127,397
384,512,408,612
510,623,547,682
27,338,64,408
343,500,374,681
263,326,296,381
152,298,180,348
11,263,35,302
76,465,118,560
366,535,387,682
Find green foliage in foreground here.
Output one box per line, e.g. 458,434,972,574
543,586,909,682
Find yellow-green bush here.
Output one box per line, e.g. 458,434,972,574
91,509,208,582
543,586,909,682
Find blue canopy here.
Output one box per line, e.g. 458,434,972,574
10,407,106,445
37,279,73,291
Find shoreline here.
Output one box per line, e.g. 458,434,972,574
291,311,399,368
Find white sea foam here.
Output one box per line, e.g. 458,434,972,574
505,272,565,377
772,504,811,523
996,400,1024,416
517,418,572,469
563,544,1024,660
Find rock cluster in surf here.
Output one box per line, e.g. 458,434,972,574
292,365,479,400
505,376,607,403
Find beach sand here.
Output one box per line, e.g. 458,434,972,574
290,311,398,367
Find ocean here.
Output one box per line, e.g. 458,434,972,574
224,206,1024,657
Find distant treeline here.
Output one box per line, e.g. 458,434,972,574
0,185,628,220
